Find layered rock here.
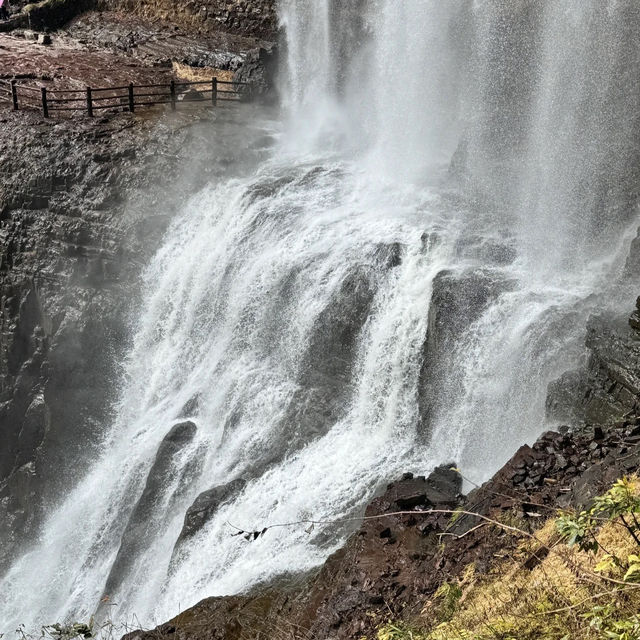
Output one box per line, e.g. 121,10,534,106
547,303,640,427
96,0,277,40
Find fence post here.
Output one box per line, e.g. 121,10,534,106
10,80,18,110
86,87,93,117
170,80,176,111
128,83,135,113
41,87,49,118
211,77,217,107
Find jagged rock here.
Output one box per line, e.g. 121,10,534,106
233,44,278,100
418,269,514,433
177,477,246,544
179,87,205,101
100,421,197,605
547,305,640,429
389,465,462,509
582,313,640,424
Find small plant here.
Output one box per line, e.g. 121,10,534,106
432,581,463,623
555,510,598,552
42,622,93,640
380,476,640,640
583,605,640,640
556,476,640,576
377,622,428,640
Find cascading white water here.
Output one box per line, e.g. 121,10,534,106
2,0,640,632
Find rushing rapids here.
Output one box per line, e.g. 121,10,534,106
2,0,640,631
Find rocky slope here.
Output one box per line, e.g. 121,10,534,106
125,418,640,639
2,0,277,40
124,342,640,640
121,292,640,639
96,0,277,40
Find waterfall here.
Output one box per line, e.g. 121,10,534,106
2,0,640,632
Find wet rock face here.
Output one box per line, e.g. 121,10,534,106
0,107,265,575
583,313,640,424
100,421,197,605
418,268,513,433
176,477,247,545
280,245,402,454
547,307,640,428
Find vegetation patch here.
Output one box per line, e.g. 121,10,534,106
372,476,640,640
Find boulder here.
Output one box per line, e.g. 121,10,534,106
179,88,205,102
99,421,197,606
177,477,247,544
418,269,514,433
233,44,279,102
388,465,462,510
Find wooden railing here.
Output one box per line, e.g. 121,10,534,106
0,77,250,118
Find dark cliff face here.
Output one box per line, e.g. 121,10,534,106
0,106,272,574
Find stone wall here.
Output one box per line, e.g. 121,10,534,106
98,0,278,40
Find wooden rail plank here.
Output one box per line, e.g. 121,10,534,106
133,99,174,107
91,94,128,102
47,97,87,103
16,84,42,93
92,85,131,93
133,91,171,98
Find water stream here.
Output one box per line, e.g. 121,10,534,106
2,0,640,631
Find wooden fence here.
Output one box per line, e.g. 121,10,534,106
0,77,249,118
